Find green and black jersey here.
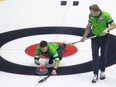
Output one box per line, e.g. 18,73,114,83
88,11,115,36
34,42,60,63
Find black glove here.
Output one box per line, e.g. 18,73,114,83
34,57,40,65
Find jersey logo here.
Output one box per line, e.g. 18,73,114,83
99,16,103,21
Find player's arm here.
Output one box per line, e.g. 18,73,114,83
34,53,40,65
51,53,60,75
54,58,60,70
102,15,116,35
53,53,60,69
81,23,92,42
34,48,41,65
103,23,116,34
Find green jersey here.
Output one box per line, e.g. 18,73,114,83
34,42,60,62
88,11,115,36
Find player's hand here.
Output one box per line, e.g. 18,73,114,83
102,29,108,36
35,60,41,65
52,69,57,75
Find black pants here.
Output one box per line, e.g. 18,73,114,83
91,34,109,75
49,43,66,60
57,43,66,60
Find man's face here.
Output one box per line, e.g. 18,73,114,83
90,10,100,16
41,46,48,53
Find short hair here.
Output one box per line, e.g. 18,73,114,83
40,40,47,48
89,4,101,11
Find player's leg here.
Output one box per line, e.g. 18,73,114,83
57,43,66,60
100,34,109,80
91,38,100,83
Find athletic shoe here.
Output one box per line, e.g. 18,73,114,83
92,74,98,83
63,41,68,44
100,72,106,80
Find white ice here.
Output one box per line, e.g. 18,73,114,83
0,0,116,87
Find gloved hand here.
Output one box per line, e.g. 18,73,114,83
35,60,41,65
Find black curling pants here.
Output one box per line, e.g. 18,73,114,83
57,43,66,60
91,34,109,76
